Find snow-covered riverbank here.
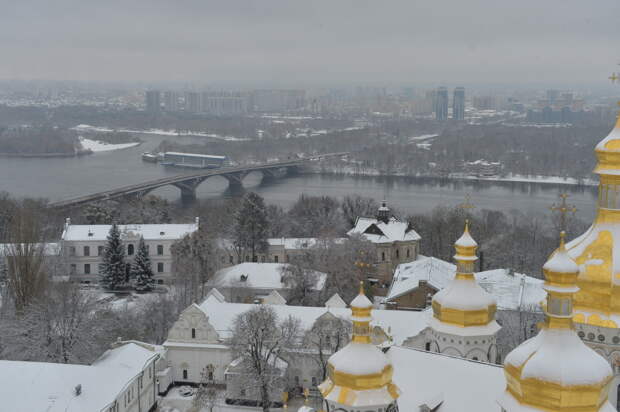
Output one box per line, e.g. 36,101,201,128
78,136,141,152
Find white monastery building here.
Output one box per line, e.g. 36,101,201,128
61,218,199,284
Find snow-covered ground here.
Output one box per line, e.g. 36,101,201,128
78,136,141,152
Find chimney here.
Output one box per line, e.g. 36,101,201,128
195,216,200,228
65,217,71,230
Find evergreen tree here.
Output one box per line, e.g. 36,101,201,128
100,223,125,290
131,237,154,291
233,192,269,262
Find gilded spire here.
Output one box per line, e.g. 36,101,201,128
431,221,497,327
500,231,613,412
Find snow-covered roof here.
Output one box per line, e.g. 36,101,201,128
329,342,389,375
164,151,226,160
455,229,477,248
386,257,455,299
198,298,431,344
504,328,612,386
389,346,505,412
0,342,159,412
386,257,546,311
263,290,287,305
207,262,326,291
62,222,199,241
348,217,421,244
217,237,347,250
325,293,347,308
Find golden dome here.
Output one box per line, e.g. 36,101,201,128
565,108,620,328
500,233,613,412
318,282,400,408
431,221,498,328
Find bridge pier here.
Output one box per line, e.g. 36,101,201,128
173,181,199,204
222,171,248,189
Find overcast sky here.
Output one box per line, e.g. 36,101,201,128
1,0,619,86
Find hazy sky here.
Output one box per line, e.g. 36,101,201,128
1,0,619,85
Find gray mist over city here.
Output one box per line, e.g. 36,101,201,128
1,2,620,412
1,0,619,85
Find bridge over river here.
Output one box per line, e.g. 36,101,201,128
48,152,349,209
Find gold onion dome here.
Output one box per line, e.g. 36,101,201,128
500,233,613,412
318,282,400,408
565,107,620,327
430,221,499,330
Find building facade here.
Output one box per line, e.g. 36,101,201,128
452,86,465,120
434,86,449,121
61,218,199,284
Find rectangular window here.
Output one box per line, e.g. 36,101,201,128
84,264,91,275
274,255,279,263
157,245,164,255
69,246,76,256
157,262,164,273
98,246,104,256
83,246,90,256
70,264,76,274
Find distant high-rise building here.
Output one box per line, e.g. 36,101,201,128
163,91,179,112
251,90,306,112
434,87,448,121
452,87,465,120
546,89,560,105
472,95,497,110
145,90,161,113
184,92,201,113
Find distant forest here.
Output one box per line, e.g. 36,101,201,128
0,104,614,179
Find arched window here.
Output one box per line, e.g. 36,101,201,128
127,244,134,255
406,248,410,258
183,369,188,380
425,342,431,351
381,252,386,261
191,328,196,339
395,249,399,259
472,357,479,361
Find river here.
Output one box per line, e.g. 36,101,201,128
0,133,598,221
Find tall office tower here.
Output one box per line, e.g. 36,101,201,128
145,90,161,113
546,89,560,105
163,91,179,112
452,87,465,120
184,91,201,113
434,87,449,121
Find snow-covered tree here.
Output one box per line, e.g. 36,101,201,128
229,306,300,412
233,192,269,262
303,314,351,380
131,237,154,292
100,223,125,290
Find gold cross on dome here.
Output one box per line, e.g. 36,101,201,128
610,72,619,84
458,193,475,211
549,193,577,232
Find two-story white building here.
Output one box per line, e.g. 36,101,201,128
0,341,164,412
61,218,199,284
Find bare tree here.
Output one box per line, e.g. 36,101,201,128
4,204,48,311
303,315,351,380
280,258,320,306
495,307,544,362
229,306,300,412
192,366,220,412
0,281,106,364
172,227,219,307
341,195,378,228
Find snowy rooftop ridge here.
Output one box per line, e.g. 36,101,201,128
386,257,546,311
348,216,421,244
62,220,199,241
207,262,327,291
